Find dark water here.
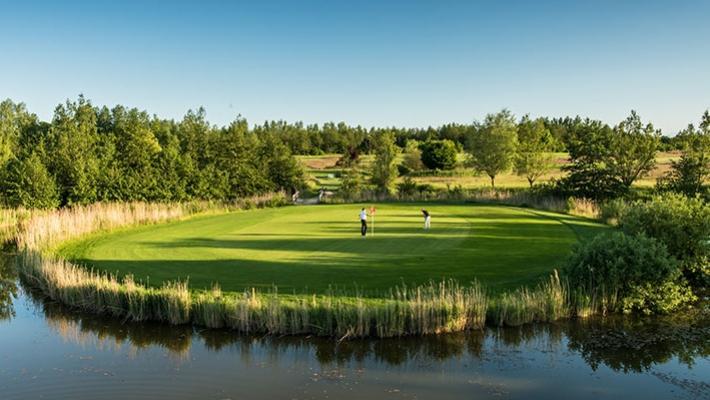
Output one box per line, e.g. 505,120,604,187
0,257,708,400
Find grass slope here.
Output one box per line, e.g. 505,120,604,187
61,204,607,295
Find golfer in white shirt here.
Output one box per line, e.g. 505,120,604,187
359,208,368,236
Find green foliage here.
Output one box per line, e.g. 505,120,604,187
607,111,660,189
401,140,425,173
2,153,60,209
559,111,659,199
467,110,518,187
340,168,364,200
396,176,418,197
369,132,399,193
597,198,629,225
564,232,694,314
0,100,37,167
619,194,710,287
0,97,306,207
657,111,710,197
420,140,458,170
47,96,101,205
514,116,555,187
258,133,305,194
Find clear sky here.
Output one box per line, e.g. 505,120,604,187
1,0,709,134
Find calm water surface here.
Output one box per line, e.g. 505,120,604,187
0,256,708,400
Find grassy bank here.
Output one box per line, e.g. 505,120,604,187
13,199,616,338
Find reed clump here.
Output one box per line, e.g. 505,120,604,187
188,281,488,338
488,270,570,326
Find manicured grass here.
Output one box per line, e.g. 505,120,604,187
61,203,607,295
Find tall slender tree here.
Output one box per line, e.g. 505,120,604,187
515,116,556,187
370,131,399,193
607,111,660,190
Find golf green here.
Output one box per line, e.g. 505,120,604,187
61,204,607,294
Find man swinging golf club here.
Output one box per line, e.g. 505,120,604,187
422,208,431,230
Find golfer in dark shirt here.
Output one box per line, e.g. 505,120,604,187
422,209,431,230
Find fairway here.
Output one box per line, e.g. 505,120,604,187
62,204,607,294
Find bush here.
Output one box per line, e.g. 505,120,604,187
619,194,710,287
598,198,629,225
564,232,695,314
397,176,418,198
420,140,457,170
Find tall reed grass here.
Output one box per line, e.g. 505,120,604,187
11,195,608,338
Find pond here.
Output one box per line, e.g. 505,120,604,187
0,255,708,400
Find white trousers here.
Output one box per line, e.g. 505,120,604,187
424,216,431,229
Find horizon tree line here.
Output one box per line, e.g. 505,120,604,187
1,96,707,208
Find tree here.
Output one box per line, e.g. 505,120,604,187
340,167,364,200
515,116,556,187
46,96,101,205
401,140,425,173
216,118,270,198
420,140,457,170
259,134,305,194
657,111,710,197
0,100,36,168
467,110,518,187
2,152,59,209
559,119,624,200
607,111,660,190
370,131,399,193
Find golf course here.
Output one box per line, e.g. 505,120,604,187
60,203,607,295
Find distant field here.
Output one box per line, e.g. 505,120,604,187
60,204,607,295
298,152,680,191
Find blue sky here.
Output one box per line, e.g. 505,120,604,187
1,0,708,134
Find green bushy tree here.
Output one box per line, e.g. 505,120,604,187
607,111,660,190
619,194,710,288
2,153,59,209
657,111,710,197
515,116,555,187
564,232,695,314
370,131,399,193
467,110,517,187
420,140,457,170
401,140,425,174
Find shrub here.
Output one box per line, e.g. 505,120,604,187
420,140,458,170
564,232,695,314
619,194,710,287
598,198,629,225
396,176,418,198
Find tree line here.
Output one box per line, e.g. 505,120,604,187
0,97,305,208
242,114,686,156
1,96,707,209
366,109,709,200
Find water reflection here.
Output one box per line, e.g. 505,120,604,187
0,254,17,320
28,284,709,374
